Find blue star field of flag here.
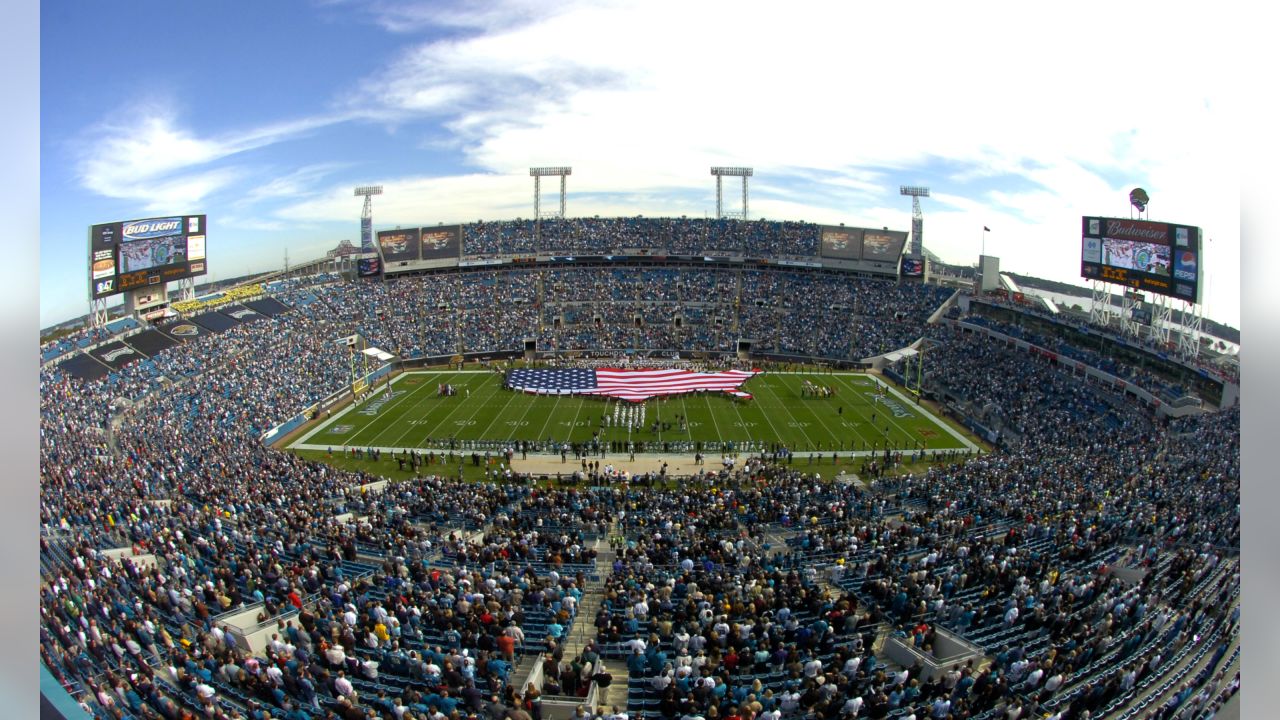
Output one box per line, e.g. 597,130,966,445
506,368,598,393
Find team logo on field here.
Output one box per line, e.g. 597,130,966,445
329,425,354,434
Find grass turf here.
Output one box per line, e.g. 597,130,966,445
289,370,973,457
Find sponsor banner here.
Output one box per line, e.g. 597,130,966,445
122,217,183,240
88,340,145,370
1082,237,1102,264
91,249,116,279
92,278,117,296
777,259,823,268
458,258,506,267
1099,217,1171,243
819,226,862,260
1173,249,1198,281
187,235,206,261
360,216,374,253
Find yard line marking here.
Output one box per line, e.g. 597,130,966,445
746,378,794,452
358,372,445,448
466,379,527,441
532,393,564,448
291,372,422,448
412,374,506,446
703,393,725,447
763,375,827,451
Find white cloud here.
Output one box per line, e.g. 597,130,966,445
57,1,1239,326
326,1,1239,324
74,106,345,210
243,163,352,204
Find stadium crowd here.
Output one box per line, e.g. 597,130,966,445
462,218,821,258
39,256,1238,720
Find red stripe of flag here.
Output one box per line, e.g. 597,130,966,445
589,368,758,402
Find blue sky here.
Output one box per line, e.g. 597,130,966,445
40,0,1241,330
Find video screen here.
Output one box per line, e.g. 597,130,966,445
861,231,908,261
421,226,461,260
818,227,862,259
378,228,420,262
1101,238,1170,276
120,235,188,273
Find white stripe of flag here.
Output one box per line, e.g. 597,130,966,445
587,368,758,402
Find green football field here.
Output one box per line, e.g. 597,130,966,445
287,370,979,457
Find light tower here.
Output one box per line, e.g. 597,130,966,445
900,186,930,256
711,167,752,220
530,167,571,219
353,185,383,255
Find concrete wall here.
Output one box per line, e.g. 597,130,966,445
99,548,158,572
883,627,986,683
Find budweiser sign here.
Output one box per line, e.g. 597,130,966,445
1104,219,1168,242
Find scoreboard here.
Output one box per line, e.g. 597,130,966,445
1080,216,1200,303
90,215,207,299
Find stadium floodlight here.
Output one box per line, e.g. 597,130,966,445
900,186,930,257
353,186,384,197
711,167,753,219
529,167,572,177
530,167,572,220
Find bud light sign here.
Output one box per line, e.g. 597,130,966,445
122,218,183,240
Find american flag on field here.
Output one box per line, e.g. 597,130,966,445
505,367,759,402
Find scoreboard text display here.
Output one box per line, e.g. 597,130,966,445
1080,216,1200,302
89,215,207,299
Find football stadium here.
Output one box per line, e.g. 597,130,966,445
39,208,1241,720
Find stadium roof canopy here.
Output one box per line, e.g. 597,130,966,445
881,348,919,363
